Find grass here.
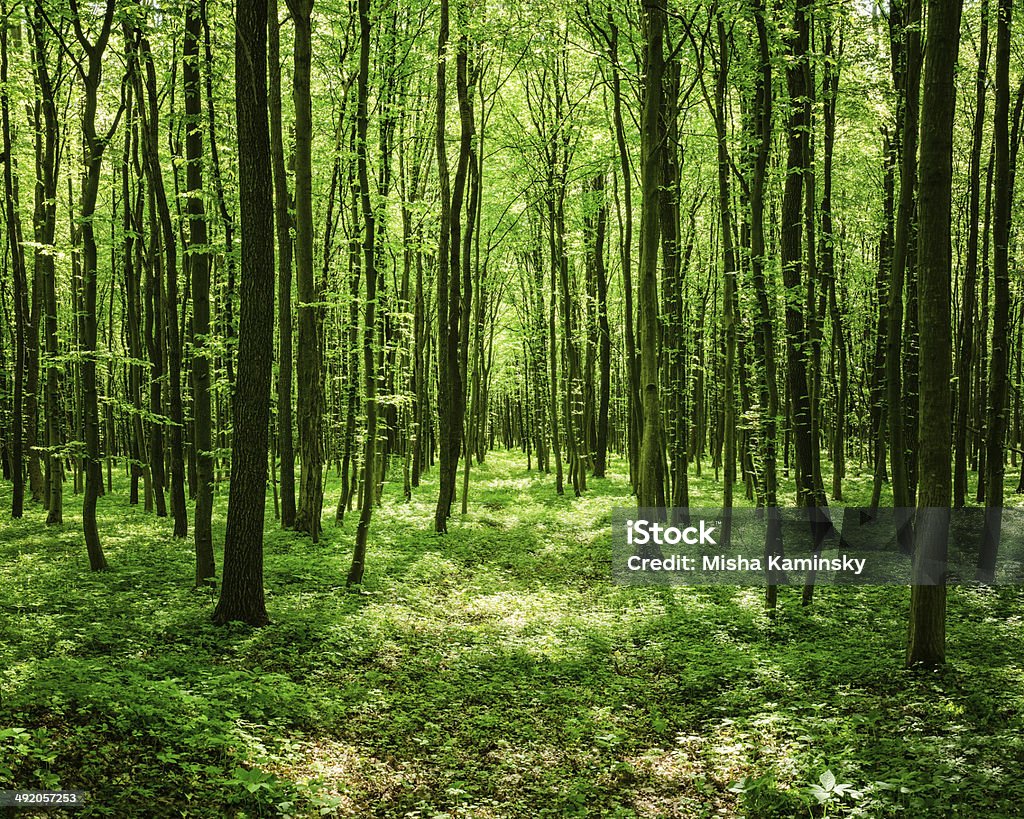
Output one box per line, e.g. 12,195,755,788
1,451,1023,817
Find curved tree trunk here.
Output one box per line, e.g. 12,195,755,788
72,0,118,571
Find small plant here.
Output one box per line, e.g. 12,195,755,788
803,769,861,817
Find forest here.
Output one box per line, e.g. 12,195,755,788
1,0,1023,814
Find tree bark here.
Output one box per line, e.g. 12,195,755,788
637,0,664,510
714,15,737,524
434,0,475,532
821,25,845,501
28,0,64,523
348,0,378,585
213,0,274,626
887,0,922,533
745,0,782,614
132,24,188,538
978,0,1012,582
781,0,817,508
71,0,117,571
955,0,989,508
290,0,325,541
907,0,962,666
591,174,611,478
269,0,297,529
186,0,215,584
2,9,29,519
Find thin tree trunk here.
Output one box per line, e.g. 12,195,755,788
132,24,188,538
434,0,475,532
781,0,817,508
822,25,844,501
955,0,990,508
291,0,325,541
887,0,922,540
714,15,737,527
870,136,895,510
745,0,782,614
978,0,1012,582
186,0,215,584
348,0,378,585
637,0,664,510
28,0,64,523
592,174,611,479
2,10,29,519
269,0,297,528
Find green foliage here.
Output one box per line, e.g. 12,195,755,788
2,455,1024,816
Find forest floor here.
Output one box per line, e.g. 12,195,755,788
2,453,1024,818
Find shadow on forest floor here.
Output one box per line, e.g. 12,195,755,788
1,451,1024,817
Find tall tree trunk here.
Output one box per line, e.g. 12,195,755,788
290,0,325,541
433,0,453,531
955,0,990,507
591,174,611,479
781,0,816,507
347,0,378,585
870,136,895,510
637,0,664,509
434,0,474,532
214,0,274,626
2,9,29,519
594,13,640,489
28,0,64,523
269,0,297,528
72,0,117,571
550,71,584,495
336,118,361,522
547,199,563,496
822,24,845,501
660,46,689,516
461,80,485,511
749,0,778,614
121,98,151,513
714,15,737,525
887,0,922,537
975,154,993,501
907,0,962,666
133,24,188,538
201,0,237,389
186,0,215,584
144,168,168,519
978,0,1012,582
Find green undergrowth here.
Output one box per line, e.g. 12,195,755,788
1,453,1023,817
